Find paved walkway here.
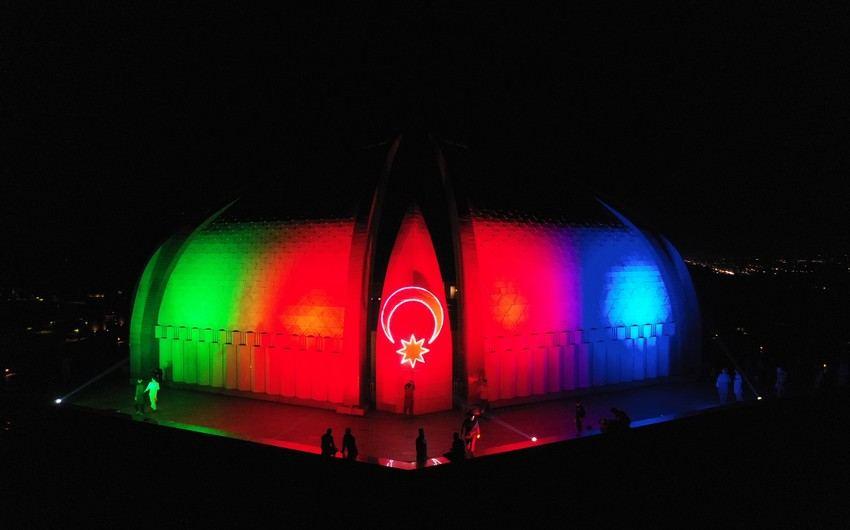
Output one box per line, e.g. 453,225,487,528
71,373,727,467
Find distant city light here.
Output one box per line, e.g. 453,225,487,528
530,436,538,442
757,396,763,401
54,398,62,404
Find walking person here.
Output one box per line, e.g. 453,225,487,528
733,369,744,402
341,427,358,460
415,428,427,467
403,380,415,416
715,368,731,404
133,378,146,415
575,399,586,432
321,428,337,457
144,375,160,412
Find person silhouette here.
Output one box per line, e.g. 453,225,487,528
775,366,787,398
444,432,466,463
478,374,489,414
403,380,415,416
321,428,337,457
415,428,427,467
461,411,481,456
341,427,358,460
575,400,586,432
733,370,744,401
716,368,731,404
611,407,631,429
133,378,146,415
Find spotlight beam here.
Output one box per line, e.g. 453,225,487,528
55,357,129,404
453,391,536,441
712,333,761,399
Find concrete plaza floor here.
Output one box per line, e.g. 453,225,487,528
70,372,727,467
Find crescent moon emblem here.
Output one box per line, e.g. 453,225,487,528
379,286,444,344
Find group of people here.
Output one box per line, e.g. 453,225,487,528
132,368,162,414
320,427,359,459
715,368,745,403
320,426,430,465
574,400,631,434
446,409,481,461
320,409,484,465
715,366,787,402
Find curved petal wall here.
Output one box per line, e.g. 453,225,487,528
460,208,697,403
131,210,367,406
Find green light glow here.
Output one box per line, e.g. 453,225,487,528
157,226,259,331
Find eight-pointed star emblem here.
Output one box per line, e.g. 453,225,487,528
396,333,429,368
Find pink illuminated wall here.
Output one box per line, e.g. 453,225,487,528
376,209,452,414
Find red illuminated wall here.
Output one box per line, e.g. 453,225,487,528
376,209,452,414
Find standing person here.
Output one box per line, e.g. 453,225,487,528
733,370,744,402
415,428,427,467
403,380,415,416
341,427,358,460
461,411,481,456
133,378,146,415
575,400,586,432
478,374,489,415
839,355,849,387
321,428,337,457
775,366,787,398
715,368,730,404
144,375,160,412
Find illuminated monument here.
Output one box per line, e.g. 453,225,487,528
130,134,700,415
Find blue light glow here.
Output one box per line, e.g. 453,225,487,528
603,259,670,327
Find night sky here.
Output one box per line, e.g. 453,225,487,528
3,4,849,293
